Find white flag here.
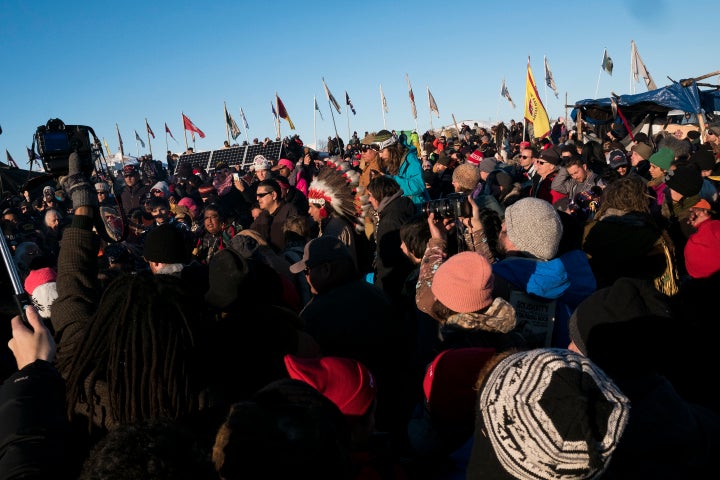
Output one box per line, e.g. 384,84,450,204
500,78,516,109
380,84,389,113
428,87,439,117
544,56,559,98
406,74,417,119
322,78,342,114
631,40,657,90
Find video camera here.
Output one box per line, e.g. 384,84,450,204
421,193,472,218
34,118,94,177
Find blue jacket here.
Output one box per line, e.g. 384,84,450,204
389,146,430,206
492,249,596,348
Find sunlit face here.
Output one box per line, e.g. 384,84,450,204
214,167,230,182
519,149,534,168
567,164,588,183
308,203,324,223
256,168,270,181
203,210,224,235
535,158,555,178
649,163,665,180
124,173,138,186
45,211,60,229
256,187,277,212
379,147,390,161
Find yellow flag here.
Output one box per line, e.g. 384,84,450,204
524,57,551,138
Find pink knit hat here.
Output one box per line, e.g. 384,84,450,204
431,252,494,313
177,197,199,220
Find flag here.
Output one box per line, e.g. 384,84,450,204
5,150,17,168
0,124,2,135
380,84,389,113
344,91,356,115
182,113,205,138
146,120,155,139
116,124,124,156
271,102,278,121
314,97,324,121
544,56,559,98
631,40,657,90
240,107,249,129
165,122,176,142
27,146,38,164
406,74,417,119
428,87,439,117
501,78,516,109
322,78,342,114
102,138,111,156
134,130,146,148
524,57,551,138
602,48,613,76
225,104,241,139
276,94,295,130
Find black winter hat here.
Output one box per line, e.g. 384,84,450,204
665,165,703,197
689,150,715,172
142,224,189,264
204,248,252,309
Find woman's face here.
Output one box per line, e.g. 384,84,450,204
649,163,665,180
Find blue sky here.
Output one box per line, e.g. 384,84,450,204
1,0,717,166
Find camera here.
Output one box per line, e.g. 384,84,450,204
35,118,94,177
421,193,472,218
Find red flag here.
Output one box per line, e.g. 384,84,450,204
182,113,205,138
276,95,295,130
146,119,155,139
165,122,176,141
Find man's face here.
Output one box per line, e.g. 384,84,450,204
256,186,276,212
519,149,534,168
535,158,555,178
151,206,169,224
214,167,230,183
203,210,224,235
566,164,588,183
308,203,323,223
124,173,138,186
368,190,379,211
630,150,644,167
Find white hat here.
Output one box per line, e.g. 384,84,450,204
251,155,273,171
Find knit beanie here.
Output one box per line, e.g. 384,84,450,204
431,252,494,313
177,197,199,219
477,157,497,174
452,164,481,191
631,142,652,160
665,164,703,197
284,354,376,417
689,150,716,172
470,349,630,480
684,219,720,279
24,267,58,319
649,147,673,170
504,198,563,260
142,224,189,264
466,149,483,165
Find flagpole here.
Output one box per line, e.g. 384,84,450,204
182,113,189,151
313,96,317,149
165,127,169,154
224,102,231,144
427,87,434,132
346,103,351,145
381,84,387,129
116,123,124,157
240,108,249,145
146,118,153,158
595,67,602,99
135,134,139,157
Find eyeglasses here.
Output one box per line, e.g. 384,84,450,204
97,191,107,195
256,191,272,198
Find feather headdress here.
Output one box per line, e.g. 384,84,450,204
308,157,364,233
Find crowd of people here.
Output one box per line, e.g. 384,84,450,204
1,117,719,479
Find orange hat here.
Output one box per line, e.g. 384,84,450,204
691,199,712,211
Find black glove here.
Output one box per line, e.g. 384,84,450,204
60,153,97,209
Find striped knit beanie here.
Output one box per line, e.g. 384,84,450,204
471,349,630,480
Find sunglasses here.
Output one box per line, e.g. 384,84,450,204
707,130,717,136
256,191,272,198
536,160,548,165
520,155,531,159
361,145,379,152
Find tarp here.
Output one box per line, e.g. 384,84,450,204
570,81,706,126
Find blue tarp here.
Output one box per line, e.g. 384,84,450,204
570,81,715,126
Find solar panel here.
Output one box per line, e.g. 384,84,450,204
174,151,211,175
209,146,244,170
174,141,284,175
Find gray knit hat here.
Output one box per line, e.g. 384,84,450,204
504,198,563,260
452,164,481,191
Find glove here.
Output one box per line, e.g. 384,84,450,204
60,153,97,209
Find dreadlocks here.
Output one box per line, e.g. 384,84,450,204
61,271,202,429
